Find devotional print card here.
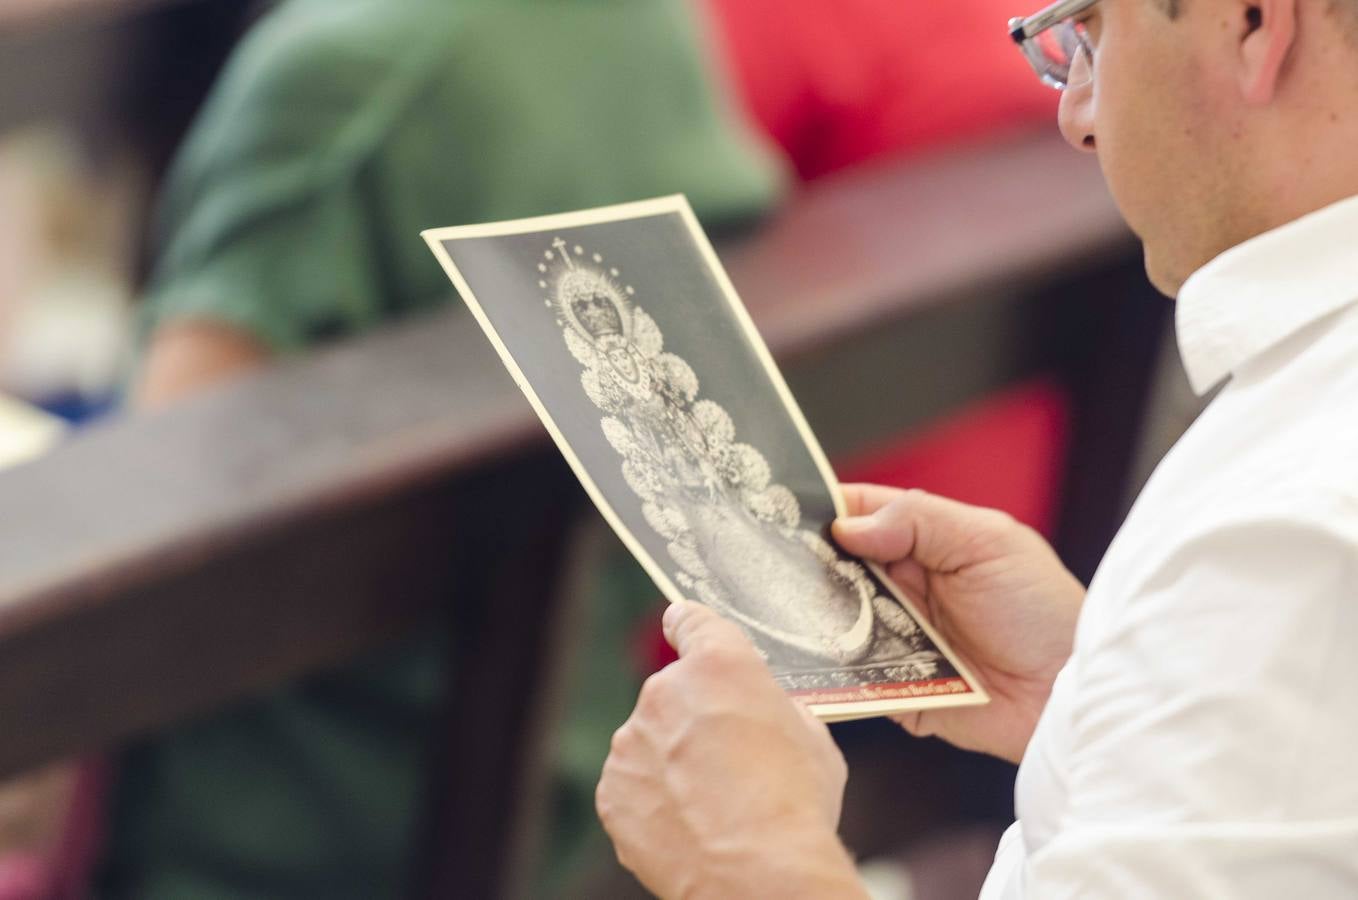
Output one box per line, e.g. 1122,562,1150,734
422,196,985,721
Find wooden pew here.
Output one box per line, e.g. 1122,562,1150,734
0,129,1163,897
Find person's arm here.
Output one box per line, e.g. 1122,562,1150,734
1014,511,1358,897
132,320,272,411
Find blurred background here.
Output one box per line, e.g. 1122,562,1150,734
0,1,1202,898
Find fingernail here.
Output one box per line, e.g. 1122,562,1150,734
662,601,688,640
835,516,870,532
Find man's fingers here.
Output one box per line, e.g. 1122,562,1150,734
662,601,752,659
891,710,932,739
883,558,931,611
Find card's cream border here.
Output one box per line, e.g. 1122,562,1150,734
422,195,988,719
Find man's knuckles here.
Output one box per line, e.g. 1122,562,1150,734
595,763,627,836
634,670,673,718
608,721,640,758
683,636,763,681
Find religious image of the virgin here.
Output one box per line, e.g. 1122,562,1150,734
538,237,945,684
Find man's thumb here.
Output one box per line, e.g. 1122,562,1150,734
662,601,741,658
832,510,918,563
834,490,995,570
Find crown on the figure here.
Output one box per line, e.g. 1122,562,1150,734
542,237,632,342
570,285,624,338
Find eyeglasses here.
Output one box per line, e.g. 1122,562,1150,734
1009,0,1100,90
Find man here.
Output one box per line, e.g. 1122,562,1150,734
596,0,1358,895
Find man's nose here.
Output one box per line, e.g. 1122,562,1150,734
1058,82,1097,153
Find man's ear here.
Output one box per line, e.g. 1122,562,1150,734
1239,0,1298,104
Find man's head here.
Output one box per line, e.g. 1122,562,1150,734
1024,0,1358,295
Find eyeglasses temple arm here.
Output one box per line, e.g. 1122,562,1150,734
1010,0,1100,41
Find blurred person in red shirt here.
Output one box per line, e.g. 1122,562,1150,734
706,0,1057,180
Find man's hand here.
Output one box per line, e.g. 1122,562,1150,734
833,485,1085,764
596,602,869,900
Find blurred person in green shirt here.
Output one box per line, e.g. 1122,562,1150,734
96,1,782,897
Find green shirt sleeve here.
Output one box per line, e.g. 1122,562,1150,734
138,1,455,351
139,0,784,354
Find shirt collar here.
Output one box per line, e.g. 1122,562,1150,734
1176,192,1358,395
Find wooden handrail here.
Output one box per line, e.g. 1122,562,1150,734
0,129,1137,782
725,127,1130,357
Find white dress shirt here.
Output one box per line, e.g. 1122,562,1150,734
981,193,1358,898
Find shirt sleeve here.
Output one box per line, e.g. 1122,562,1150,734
137,3,448,352
1021,500,1358,897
